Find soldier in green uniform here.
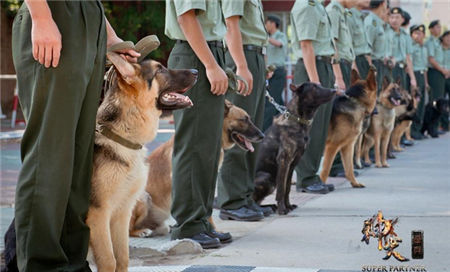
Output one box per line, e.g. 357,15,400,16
426,20,449,133
263,15,288,131
218,0,273,221
388,7,417,91
348,1,372,79
440,30,450,131
165,0,230,249
409,25,429,140
365,0,389,93
12,0,139,271
291,0,346,194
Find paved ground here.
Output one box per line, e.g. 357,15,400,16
1,120,449,271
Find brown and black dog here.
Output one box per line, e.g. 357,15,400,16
362,78,403,168
253,83,336,215
129,100,264,237
390,89,418,152
320,68,377,188
1,53,198,272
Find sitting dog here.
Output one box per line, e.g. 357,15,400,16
129,100,264,238
253,83,336,215
2,53,198,272
391,89,419,152
320,68,377,188
362,78,402,168
421,98,449,137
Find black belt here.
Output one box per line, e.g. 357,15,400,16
340,59,352,66
176,40,224,48
357,53,370,58
315,55,333,63
414,69,426,74
243,44,266,55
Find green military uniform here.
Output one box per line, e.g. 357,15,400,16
409,37,428,136
263,29,288,131
365,11,387,92
383,24,395,83
442,44,450,130
327,1,355,88
426,35,445,101
390,27,411,89
291,0,336,188
348,7,371,79
12,2,106,271
217,0,268,210
165,0,227,239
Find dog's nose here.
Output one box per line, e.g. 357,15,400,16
190,69,198,76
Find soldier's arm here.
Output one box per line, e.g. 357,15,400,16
406,54,417,88
178,10,228,95
225,15,253,95
25,0,61,68
105,18,140,63
300,40,320,84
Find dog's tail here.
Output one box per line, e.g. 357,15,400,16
253,171,275,204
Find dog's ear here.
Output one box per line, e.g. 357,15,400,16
382,76,390,90
107,52,137,85
350,69,360,85
366,68,377,91
289,83,299,92
224,99,233,116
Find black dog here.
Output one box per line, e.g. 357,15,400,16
1,219,18,272
253,83,336,215
421,98,449,138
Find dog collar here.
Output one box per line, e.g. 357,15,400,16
284,111,313,126
96,125,143,150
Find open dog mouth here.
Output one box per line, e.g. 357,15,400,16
158,83,195,110
231,132,256,152
390,97,401,106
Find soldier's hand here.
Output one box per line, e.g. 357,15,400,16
31,18,61,68
236,67,253,96
206,64,228,96
334,77,346,92
410,78,417,89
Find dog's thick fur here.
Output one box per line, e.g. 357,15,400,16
390,89,418,151
320,68,377,188
421,98,449,137
252,83,336,215
362,78,403,168
129,100,264,237
87,52,197,271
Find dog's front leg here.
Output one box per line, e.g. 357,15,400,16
86,208,116,272
340,142,365,188
374,131,383,168
380,132,391,167
111,208,133,272
275,151,293,215
319,142,340,183
284,166,297,211
354,134,363,169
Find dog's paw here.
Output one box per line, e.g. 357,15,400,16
375,163,383,168
138,229,153,238
382,163,390,168
363,161,372,167
352,183,365,188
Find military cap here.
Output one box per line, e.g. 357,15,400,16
369,0,385,9
390,7,403,15
440,30,450,41
428,20,439,29
410,24,425,35
401,10,411,26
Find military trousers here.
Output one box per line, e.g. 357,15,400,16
443,78,450,130
339,60,352,88
392,64,407,90
355,54,370,79
373,59,385,94
293,57,335,188
169,41,226,239
408,71,426,135
12,2,106,271
428,68,447,131
217,48,266,210
263,66,286,131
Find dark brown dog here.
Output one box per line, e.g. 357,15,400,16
253,83,336,215
320,68,377,188
129,100,264,237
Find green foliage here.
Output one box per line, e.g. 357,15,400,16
102,1,174,64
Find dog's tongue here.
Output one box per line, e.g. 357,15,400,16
391,97,400,106
243,138,254,152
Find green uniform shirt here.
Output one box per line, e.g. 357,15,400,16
443,47,450,70
364,11,386,60
384,24,394,58
267,30,288,67
425,36,445,68
389,28,410,62
404,28,414,55
165,0,226,41
222,0,267,47
411,41,428,71
291,0,335,59
347,8,370,56
326,1,354,61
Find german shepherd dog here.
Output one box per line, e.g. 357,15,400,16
320,68,377,188
362,78,403,168
129,100,264,237
421,98,450,137
1,53,197,272
86,52,197,271
391,89,418,152
252,83,336,215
